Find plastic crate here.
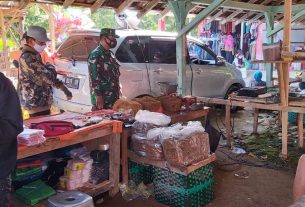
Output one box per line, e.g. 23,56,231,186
153,164,214,207
154,177,214,207
128,160,153,185
288,112,305,124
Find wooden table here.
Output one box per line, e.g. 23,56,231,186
15,116,122,206
198,97,305,158
121,108,209,184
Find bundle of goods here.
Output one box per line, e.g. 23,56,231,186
160,122,210,169
157,95,182,114
13,159,45,189
182,96,198,111
15,180,56,206
131,110,171,160
59,147,93,190
17,128,46,146
30,121,75,137
90,145,110,184
133,96,162,112
113,99,142,115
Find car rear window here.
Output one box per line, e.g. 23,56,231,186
57,35,99,61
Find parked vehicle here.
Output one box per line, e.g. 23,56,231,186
52,29,245,113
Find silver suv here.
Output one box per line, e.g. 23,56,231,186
53,29,245,113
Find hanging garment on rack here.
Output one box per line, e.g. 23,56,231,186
255,23,263,60
210,21,219,34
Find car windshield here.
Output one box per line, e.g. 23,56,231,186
57,35,99,61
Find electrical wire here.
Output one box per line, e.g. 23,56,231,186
186,47,193,95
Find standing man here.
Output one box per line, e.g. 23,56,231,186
19,26,72,117
88,28,120,110
0,72,23,206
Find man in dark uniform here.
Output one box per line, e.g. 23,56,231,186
88,28,120,110
19,26,72,117
0,72,23,206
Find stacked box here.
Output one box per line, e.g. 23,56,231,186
128,160,153,185
153,164,214,207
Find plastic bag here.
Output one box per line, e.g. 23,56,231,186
69,147,90,159
120,181,153,201
135,110,171,126
132,121,157,136
131,134,164,160
17,129,46,146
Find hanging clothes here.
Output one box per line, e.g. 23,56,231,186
210,21,219,34
224,34,234,63
255,22,263,60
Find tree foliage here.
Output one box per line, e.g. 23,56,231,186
25,4,49,31
91,9,116,28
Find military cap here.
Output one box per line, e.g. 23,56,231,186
100,28,119,38
27,26,50,42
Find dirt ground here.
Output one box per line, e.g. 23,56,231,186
99,109,296,207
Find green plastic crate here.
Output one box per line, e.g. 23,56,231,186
154,177,214,207
15,180,56,206
128,160,153,185
153,164,213,188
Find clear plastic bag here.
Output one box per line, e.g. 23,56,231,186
69,147,90,159
120,181,153,201
17,129,46,146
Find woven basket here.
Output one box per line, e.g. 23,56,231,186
133,96,161,112
158,95,182,114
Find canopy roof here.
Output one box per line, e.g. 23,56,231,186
1,0,305,22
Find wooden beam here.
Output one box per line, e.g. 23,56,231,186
235,11,256,25
137,0,159,18
19,0,30,9
192,0,267,12
221,10,240,23
159,6,171,17
116,0,134,14
247,13,264,24
63,0,76,8
90,0,106,13
267,7,305,37
269,4,305,14
207,8,227,23
178,0,228,37
264,11,274,87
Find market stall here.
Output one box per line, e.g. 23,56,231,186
12,112,122,206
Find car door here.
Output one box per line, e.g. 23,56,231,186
115,36,151,98
148,37,179,96
188,41,227,98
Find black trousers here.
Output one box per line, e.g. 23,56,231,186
0,176,11,207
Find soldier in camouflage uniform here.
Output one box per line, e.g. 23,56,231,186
19,26,72,116
88,28,120,110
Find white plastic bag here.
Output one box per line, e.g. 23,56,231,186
17,129,46,146
135,110,171,126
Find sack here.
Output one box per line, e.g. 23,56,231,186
30,121,75,137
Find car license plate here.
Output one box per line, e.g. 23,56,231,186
65,77,80,89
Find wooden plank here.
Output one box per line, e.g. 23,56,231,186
178,0,228,37
137,0,159,18
80,180,113,197
18,126,113,159
121,128,132,184
225,104,232,147
90,0,106,13
281,111,288,158
116,0,134,14
109,133,121,197
170,108,209,124
192,0,267,12
63,0,75,8
253,108,259,134
298,113,304,148
159,6,171,18
128,151,216,176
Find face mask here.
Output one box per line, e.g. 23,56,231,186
33,44,46,53
105,37,117,48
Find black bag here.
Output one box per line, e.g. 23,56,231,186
205,116,221,153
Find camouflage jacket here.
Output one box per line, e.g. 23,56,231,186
19,44,63,109
88,44,120,109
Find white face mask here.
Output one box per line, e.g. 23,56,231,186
33,44,46,53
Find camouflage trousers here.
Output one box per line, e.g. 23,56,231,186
0,176,11,207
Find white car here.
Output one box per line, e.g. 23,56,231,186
52,29,245,113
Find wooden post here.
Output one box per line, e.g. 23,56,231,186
225,104,232,147
240,22,244,50
280,0,292,158
253,108,259,134
0,10,8,71
298,113,304,148
121,129,130,184
109,133,120,197
49,5,56,53
264,12,274,87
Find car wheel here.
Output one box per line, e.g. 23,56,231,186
225,85,241,112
